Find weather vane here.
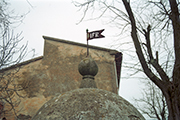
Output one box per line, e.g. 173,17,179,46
86,29,105,56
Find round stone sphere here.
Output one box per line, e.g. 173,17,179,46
32,88,145,120
78,56,98,76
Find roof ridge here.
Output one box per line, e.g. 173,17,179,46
43,35,119,53
0,56,43,72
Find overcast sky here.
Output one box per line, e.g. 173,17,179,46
10,0,118,54
8,0,149,118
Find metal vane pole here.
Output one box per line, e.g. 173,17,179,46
86,29,89,57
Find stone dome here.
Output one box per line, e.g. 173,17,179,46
32,88,145,120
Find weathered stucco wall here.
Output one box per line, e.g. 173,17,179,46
42,37,118,94
1,36,121,119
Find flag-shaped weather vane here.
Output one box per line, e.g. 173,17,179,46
86,29,105,56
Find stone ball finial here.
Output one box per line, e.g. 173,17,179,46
78,56,98,88
78,56,98,77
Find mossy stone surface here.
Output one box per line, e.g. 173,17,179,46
32,88,145,120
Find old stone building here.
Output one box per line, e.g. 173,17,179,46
0,36,123,119
32,55,145,120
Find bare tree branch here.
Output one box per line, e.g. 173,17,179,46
0,0,33,118
134,80,168,119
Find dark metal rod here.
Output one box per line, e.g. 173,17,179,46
86,29,89,57
87,40,89,56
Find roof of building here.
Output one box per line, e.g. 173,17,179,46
0,56,43,73
0,36,121,72
43,36,119,54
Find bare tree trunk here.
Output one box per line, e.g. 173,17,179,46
167,0,180,119
162,83,179,119
122,0,180,119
